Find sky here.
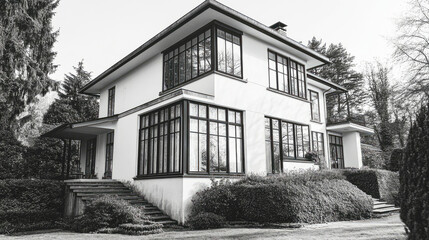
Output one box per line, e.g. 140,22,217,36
50,0,408,82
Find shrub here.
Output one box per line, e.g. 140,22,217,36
361,144,385,169
190,172,372,224
400,104,429,240
342,169,399,205
69,195,148,233
97,223,163,235
0,179,64,234
186,212,226,230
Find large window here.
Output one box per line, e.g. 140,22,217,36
163,22,243,91
268,50,306,99
189,102,244,174
265,117,310,173
107,87,115,116
309,90,320,122
138,103,182,176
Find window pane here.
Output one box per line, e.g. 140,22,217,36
210,135,219,172
218,109,226,121
199,40,205,74
199,105,207,118
179,52,185,84
185,49,192,81
269,69,277,89
190,103,198,116
209,107,217,120
199,133,207,171
205,37,212,72
190,132,198,171
219,136,227,172
236,139,242,173
233,42,241,77
229,138,237,173
192,44,198,78
217,36,226,72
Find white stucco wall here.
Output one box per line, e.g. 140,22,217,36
82,25,364,224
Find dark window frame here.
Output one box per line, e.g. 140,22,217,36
162,21,243,92
187,101,245,175
104,132,114,179
309,90,321,122
265,116,311,173
267,50,307,99
137,101,184,177
107,87,115,116
329,135,344,169
311,131,324,158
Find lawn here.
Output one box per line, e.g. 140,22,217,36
1,214,406,240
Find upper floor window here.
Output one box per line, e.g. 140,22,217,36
162,22,243,91
268,50,307,99
107,87,115,116
309,90,320,122
216,29,242,77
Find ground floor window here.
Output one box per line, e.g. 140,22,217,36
312,131,324,158
265,117,310,173
137,100,244,177
329,135,344,169
189,102,244,174
138,102,182,176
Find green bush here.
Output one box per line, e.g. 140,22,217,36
0,179,64,234
69,195,150,233
400,104,429,240
190,172,372,224
186,212,226,230
342,169,399,205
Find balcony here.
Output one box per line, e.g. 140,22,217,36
326,92,373,135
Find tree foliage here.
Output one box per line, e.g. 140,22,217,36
0,0,59,130
307,37,367,114
394,0,429,103
400,103,429,239
44,60,98,125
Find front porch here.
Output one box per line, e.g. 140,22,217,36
42,116,117,180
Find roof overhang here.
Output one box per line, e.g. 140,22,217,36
80,0,330,95
307,72,347,93
41,116,118,140
327,122,374,135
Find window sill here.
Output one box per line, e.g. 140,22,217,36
133,173,245,180
214,71,247,83
266,88,309,103
310,120,323,124
134,173,183,180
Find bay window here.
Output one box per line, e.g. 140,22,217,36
163,22,243,91
137,100,244,177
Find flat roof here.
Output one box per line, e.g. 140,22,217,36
80,0,330,94
307,72,347,92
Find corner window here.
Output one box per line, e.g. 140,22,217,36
104,132,114,179
107,87,115,116
162,22,243,91
268,50,306,99
310,90,320,122
216,29,242,77
189,102,244,174
265,117,310,173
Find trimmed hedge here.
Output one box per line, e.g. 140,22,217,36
187,212,226,230
68,195,162,235
189,171,372,225
342,169,399,205
0,179,64,234
400,104,429,240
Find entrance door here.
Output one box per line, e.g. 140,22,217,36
85,138,96,178
104,132,114,179
329,135,344,169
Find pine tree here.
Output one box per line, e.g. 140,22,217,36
0,0,59,130
307,37,367,114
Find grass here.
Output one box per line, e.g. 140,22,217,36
1,213,406,240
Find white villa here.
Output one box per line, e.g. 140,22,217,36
44,0,374,223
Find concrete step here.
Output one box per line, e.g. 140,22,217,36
72,189,132,193
69,185,128,190
144,210,163,215
373,201,388,205
66,182,123,186
374,204,396,210
76,192,137,198
149,215,171,221
373,207,400,214
156,220,178,226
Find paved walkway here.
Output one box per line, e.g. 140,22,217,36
2,214,406,240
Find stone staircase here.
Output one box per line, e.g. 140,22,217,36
372,198,400,214
64,180,177,226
